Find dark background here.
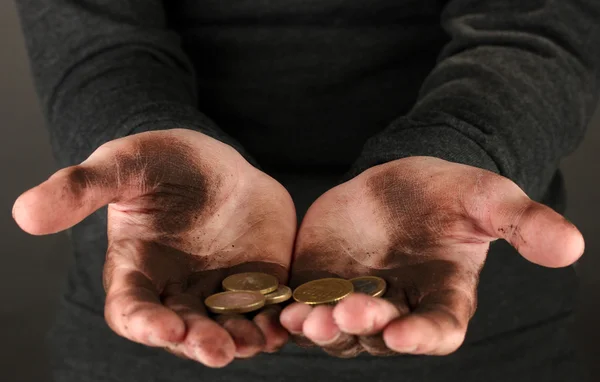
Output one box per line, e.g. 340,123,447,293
1,1,598,381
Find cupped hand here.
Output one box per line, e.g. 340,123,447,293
13,129,297,367
281,156,583,357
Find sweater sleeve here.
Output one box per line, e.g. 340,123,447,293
346,0,600,199
15,0,255,167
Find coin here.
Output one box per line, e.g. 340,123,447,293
293,278,354,305
264,285,292,305
350,276,387,298
204,291,266,314
222,272,279,294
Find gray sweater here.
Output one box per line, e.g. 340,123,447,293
13,1,600,380
16,0,600,201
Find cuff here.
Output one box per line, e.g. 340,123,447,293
343,118,500,181
126,103,259,168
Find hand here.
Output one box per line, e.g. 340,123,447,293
281,156,583,357
13,129,297,367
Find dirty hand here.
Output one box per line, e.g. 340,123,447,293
281,156,583,357
13,129,296,367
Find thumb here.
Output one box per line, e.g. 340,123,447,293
470,174,584,268
12,146,133,235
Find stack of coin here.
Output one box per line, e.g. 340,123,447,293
205,272,292,314
292,276,387,305
204,272,387,314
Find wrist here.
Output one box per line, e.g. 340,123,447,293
343,120,499,182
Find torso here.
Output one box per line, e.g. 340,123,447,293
164,0,448,170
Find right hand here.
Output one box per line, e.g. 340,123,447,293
12,129,297,367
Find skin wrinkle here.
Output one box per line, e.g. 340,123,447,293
203,174,242,255
466,171,527,243
367,169,441,259
211,216,274,255
462,170,498,226
323,335,362,358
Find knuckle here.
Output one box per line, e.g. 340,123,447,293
359,334,396,356
60,165,97,200
324,343,364,358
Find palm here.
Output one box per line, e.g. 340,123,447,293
282,156,583,357
105,142,295,291
14,129,297,367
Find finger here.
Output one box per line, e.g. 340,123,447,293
164,294,236,367
302,305,341,345
333,293,409,335
469,174,584,267
215,314,266,358
104,239,235,367
333,293,410,356
11,136,139,236
253,305,289,353
215,313,269,359
104,268,186,348
280,302,312,334
383,289,472,355
303,305,361,358
12,164,115,234
280,302,315,348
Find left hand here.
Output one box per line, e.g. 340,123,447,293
12,129,297,367
280,156,584,357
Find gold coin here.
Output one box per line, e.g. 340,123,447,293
204,291,266,314
293,278,354,305
349,276,387,298
222,272,279,294
264,285,292,305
